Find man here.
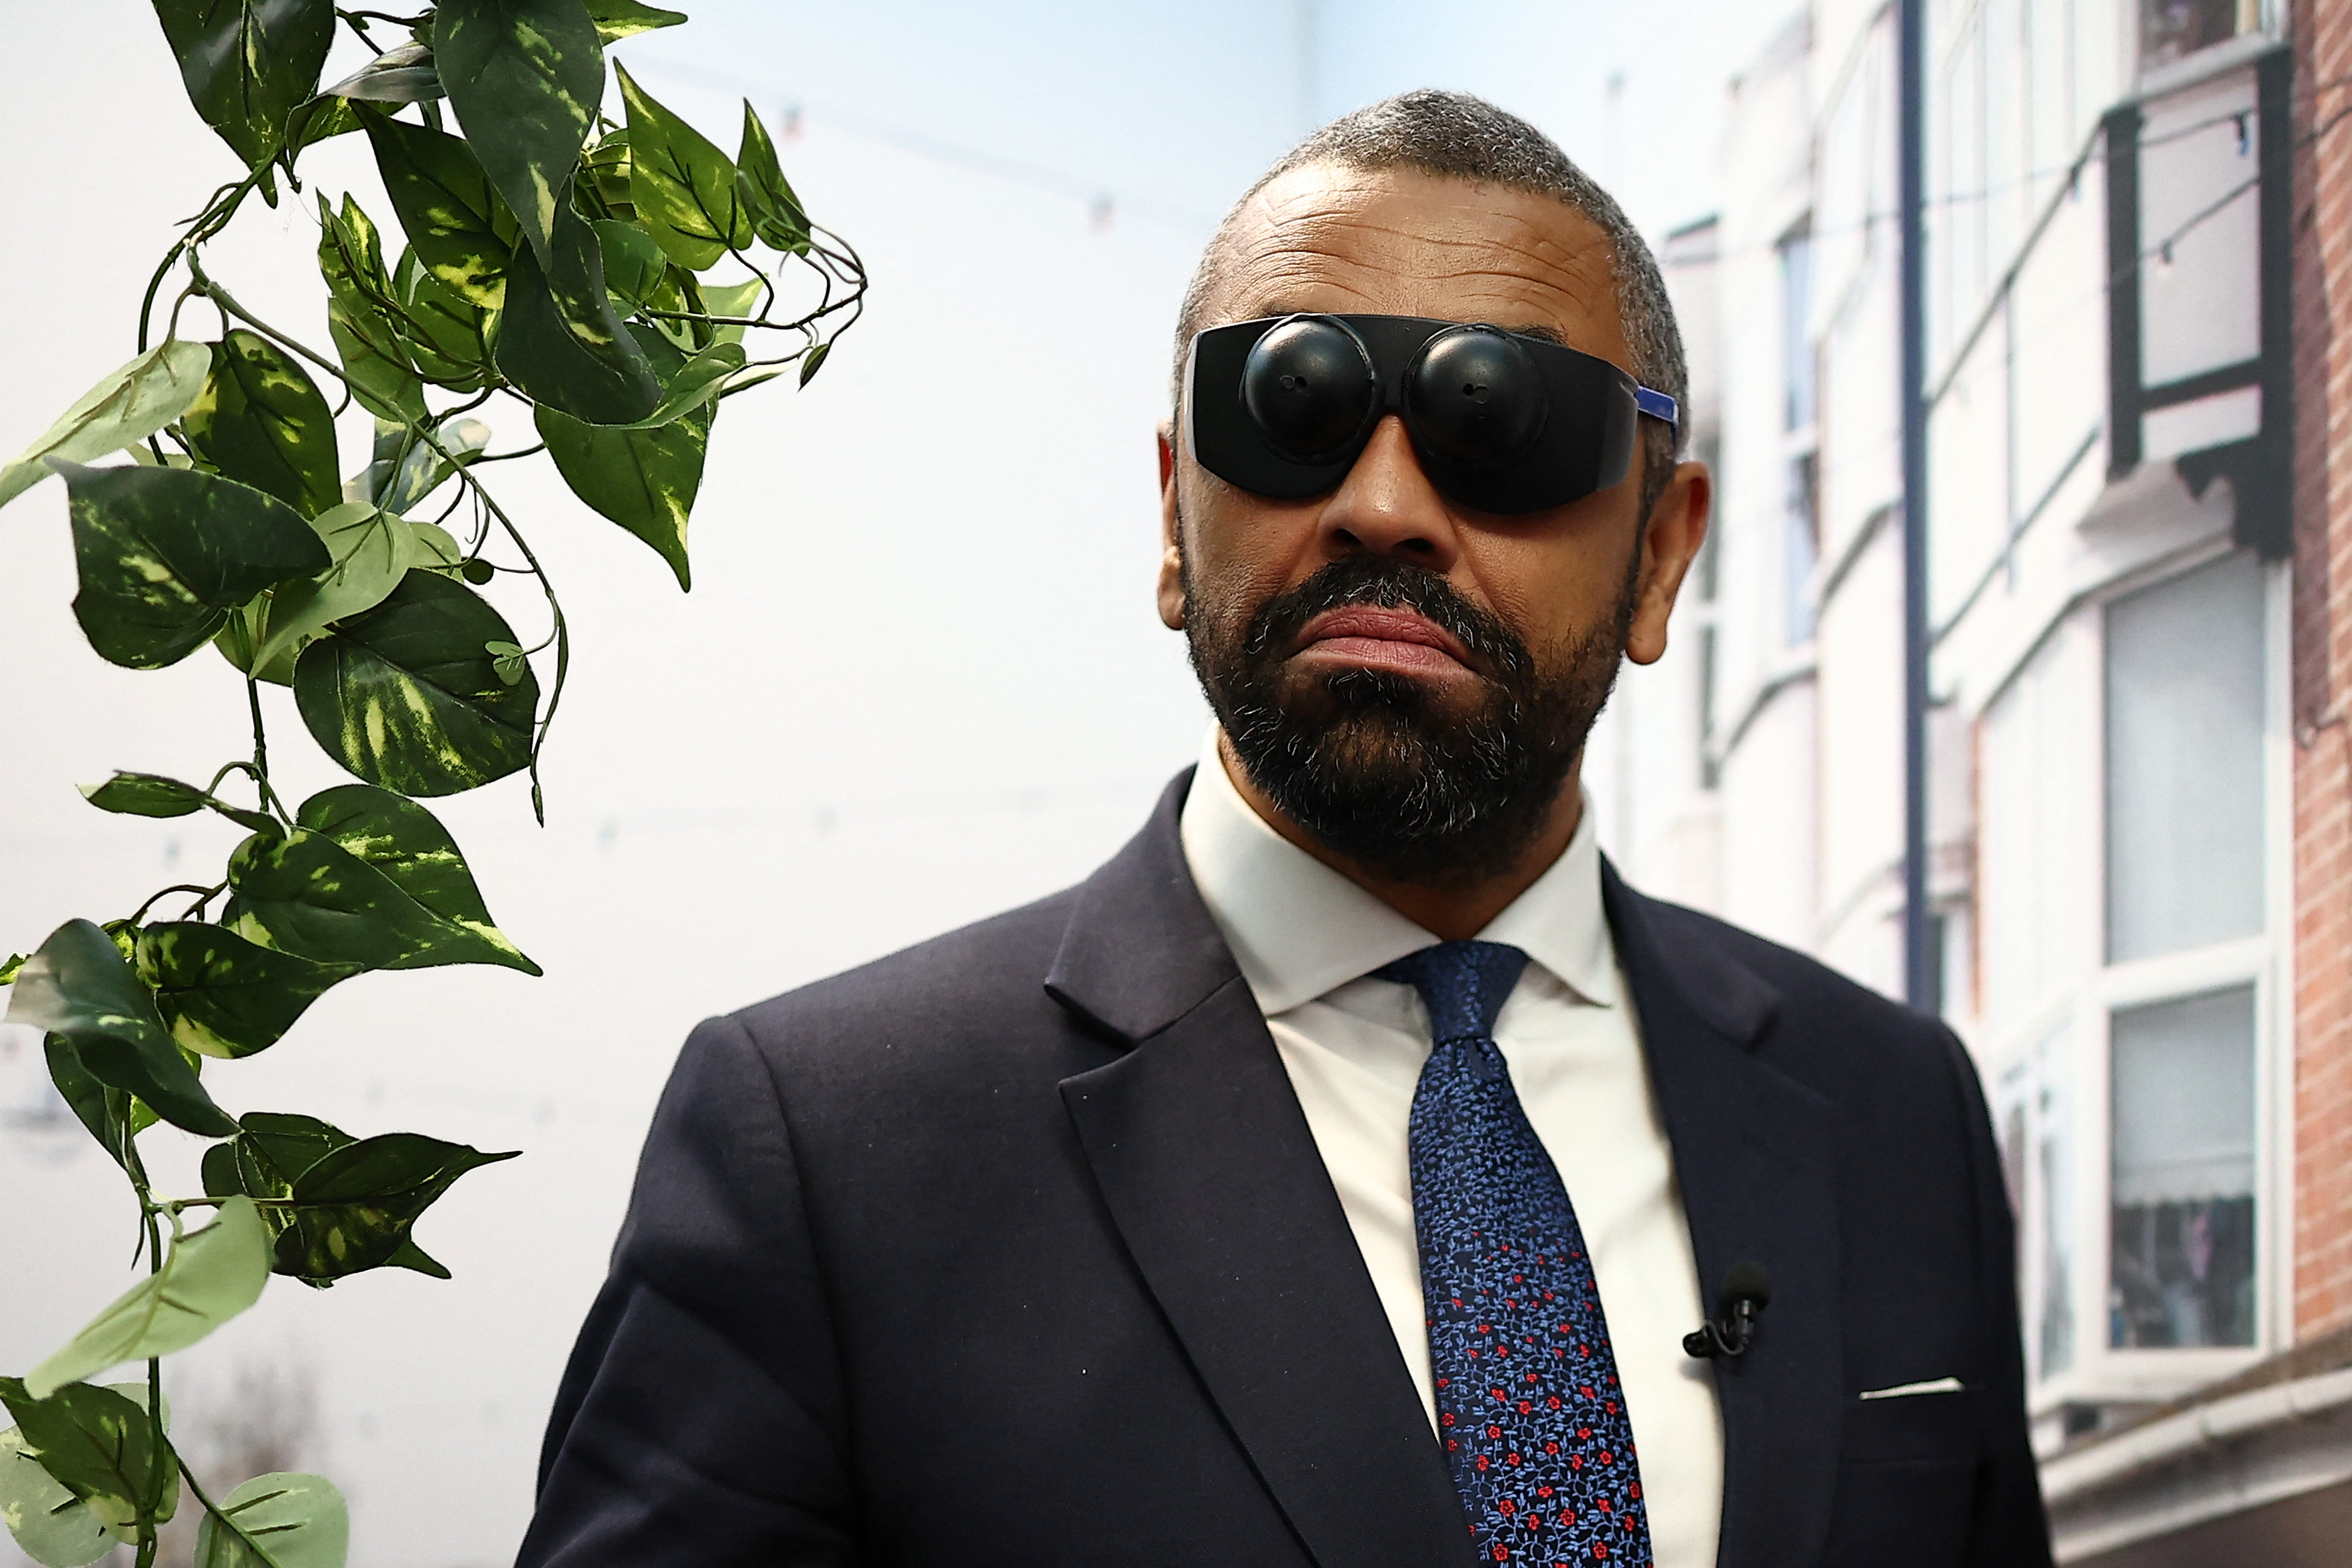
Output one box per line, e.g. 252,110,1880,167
519,91,2050,1568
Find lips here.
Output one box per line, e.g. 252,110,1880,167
1295,605,1476,676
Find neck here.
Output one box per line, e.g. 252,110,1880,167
1214,728,1585,942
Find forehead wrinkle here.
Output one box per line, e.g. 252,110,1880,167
1220,209,1617,325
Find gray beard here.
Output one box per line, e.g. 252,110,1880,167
1182,551,1634,889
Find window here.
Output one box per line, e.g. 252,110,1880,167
1996,1018,2081,1384
1778,223,1816,433
2038,1026,2079,1376
2138,0,2263,73
1777,221,1819,649
2104,551,2265,962
1974,549,2279,1400
1784,453,1820,646
2110,985,2257,1347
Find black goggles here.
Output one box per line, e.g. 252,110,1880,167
1183,313,1679,516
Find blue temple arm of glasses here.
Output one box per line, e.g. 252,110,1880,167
1633,385,1679,431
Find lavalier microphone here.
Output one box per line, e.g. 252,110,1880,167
1682,1261,1772,1359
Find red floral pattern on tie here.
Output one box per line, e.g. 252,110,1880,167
1378,941,1653,1566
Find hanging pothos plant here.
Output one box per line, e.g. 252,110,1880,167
0,3,862,1562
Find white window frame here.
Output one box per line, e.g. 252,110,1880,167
2131,0,2284,98
1979,541,2289,1412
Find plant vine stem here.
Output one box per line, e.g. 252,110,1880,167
245,676,294,832
177,1441,293,1568
136,159,277,353
133,1181,166,1565
129,883,226,925
207,757,263,796
188,255,346,381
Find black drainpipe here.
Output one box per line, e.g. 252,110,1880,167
1898,0,1933,1010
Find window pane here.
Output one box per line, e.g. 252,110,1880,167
2138,0,2256,72
2104,552,2265,963
2109,984,2257,1348
1779,225,1816,432
1784,453,1819,645
1982,623,2087,1023
2038,1022,2077,1376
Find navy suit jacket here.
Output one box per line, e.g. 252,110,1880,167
519,773,2051,1567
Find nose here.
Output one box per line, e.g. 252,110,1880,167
1314,415,1462,571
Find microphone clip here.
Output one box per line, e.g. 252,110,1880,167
1683,1261,1772,1360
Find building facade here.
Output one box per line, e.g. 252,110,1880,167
1586,0,2352,1559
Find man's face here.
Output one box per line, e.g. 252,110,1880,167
1160,164,1709,887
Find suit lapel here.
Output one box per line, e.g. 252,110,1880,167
1049,775,1477,1568
1602,861,1843,1568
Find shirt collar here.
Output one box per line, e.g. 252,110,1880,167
1177,727,1621,1016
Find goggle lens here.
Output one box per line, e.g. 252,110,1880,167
1402,326,1547,469
1240,316,1377,462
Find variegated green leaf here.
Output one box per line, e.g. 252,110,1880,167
495,205,661,423
273,1133,517,1282
211,1111,349,1197
0,1382,174,1556
538,403,708,590
628,339,742,428
616,61,753,270
538,326,707,589
181,331,342,518
193,1472,348,1568
0,1423,113,1568
251,501,413,674
737,100,810,255
3,920,237,1138
79,772,275,833
135,922,358,1059
316,194,427,423
326,41,442,103
285,92,362,155
697,275,764,346
798,339,831,386
152,0,336,168
41,1037,143,1172
77,772,204,818
19,1196,270,1398
56,461,330,670
291,571,540,797
595,218,667,310
348,415,493,515
587,0,687,42
226,505,469,688
364,110,515,308
226,820,528,973
391,249,497,390
434,0,605,265
0,341,212,510
295,785,539,972
581,127,635,219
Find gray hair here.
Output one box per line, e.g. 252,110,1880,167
1175,88,1686,515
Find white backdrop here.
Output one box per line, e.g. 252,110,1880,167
0,4,1793,1562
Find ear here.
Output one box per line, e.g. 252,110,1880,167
1624,461,1711,667
1157,421,1185,631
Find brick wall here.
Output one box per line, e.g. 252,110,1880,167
2292,0,2352,1339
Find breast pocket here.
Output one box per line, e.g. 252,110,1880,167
1820,1387,1981,1568
1840,1384,1979,1463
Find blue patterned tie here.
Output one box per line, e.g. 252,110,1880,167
1375,940,1653,1566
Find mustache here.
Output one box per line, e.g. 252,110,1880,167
1242,557,1534,684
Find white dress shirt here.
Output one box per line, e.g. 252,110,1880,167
1177,730,1724,1568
